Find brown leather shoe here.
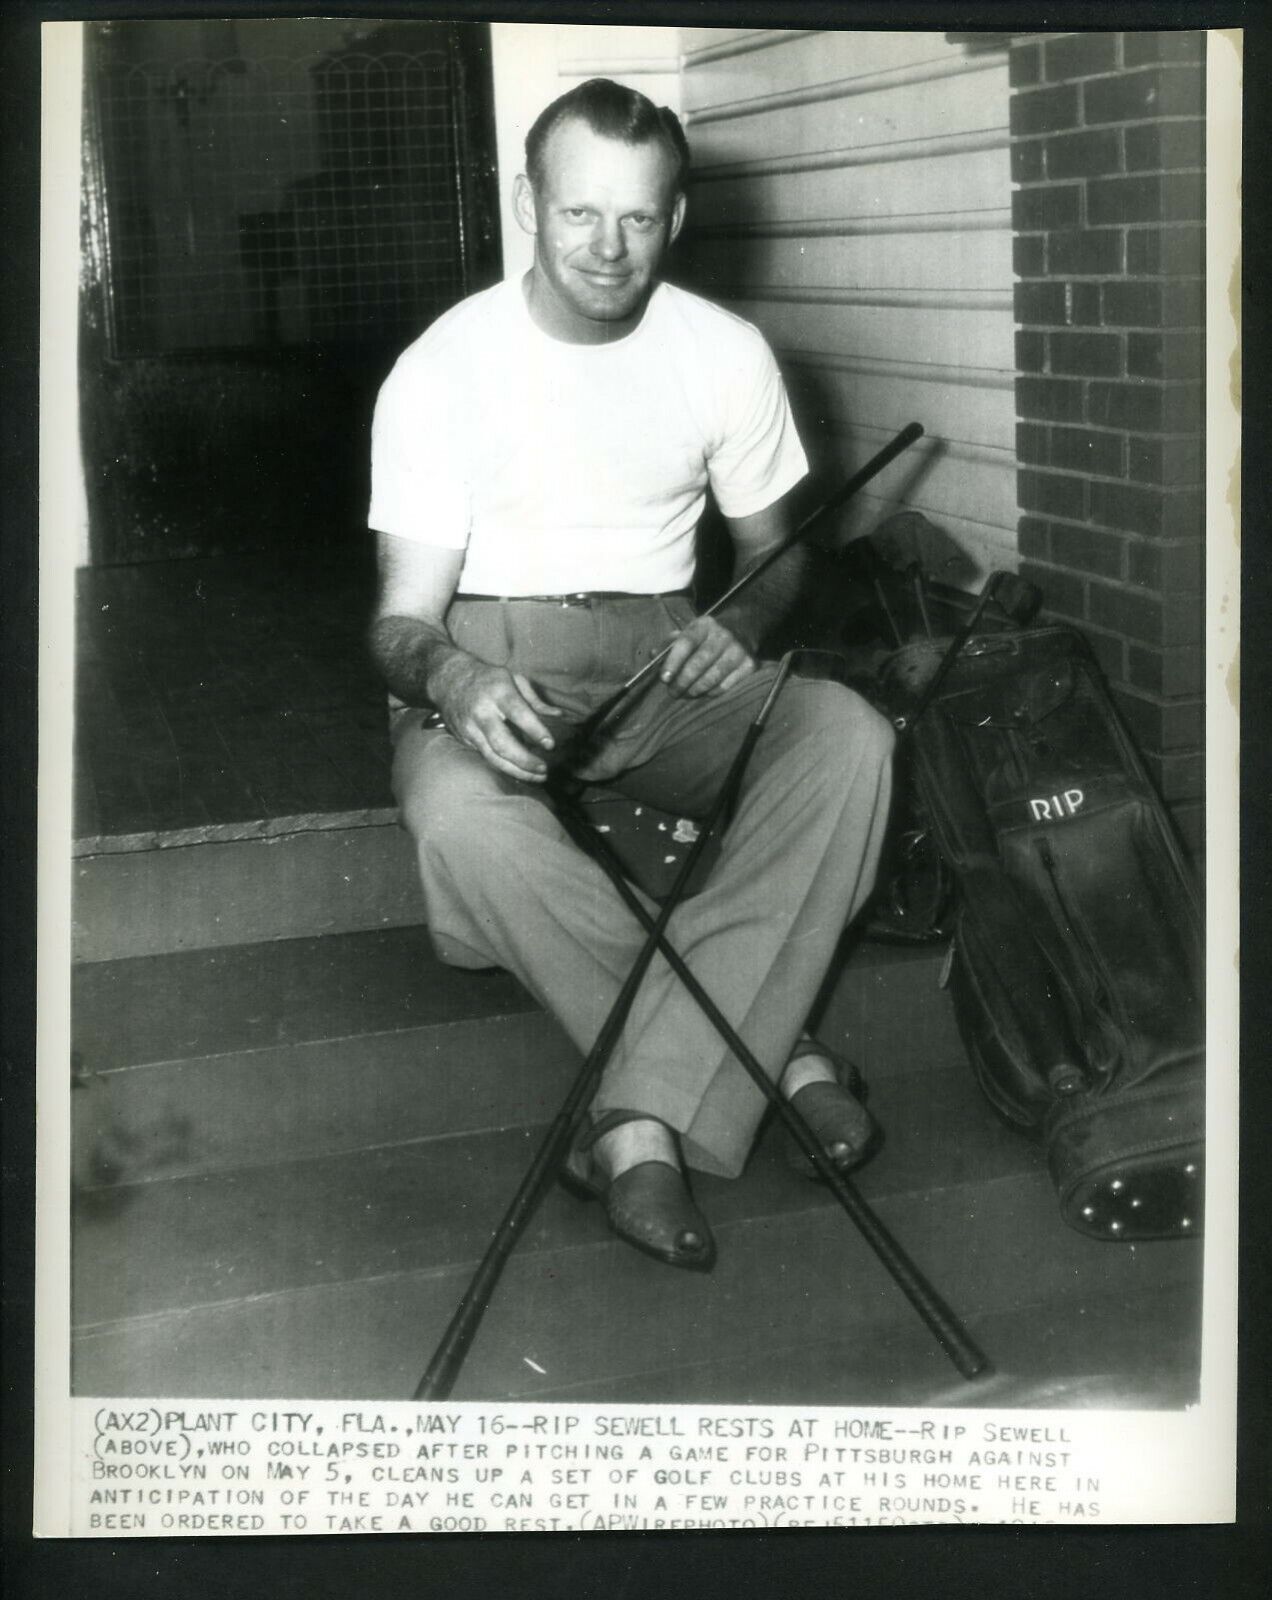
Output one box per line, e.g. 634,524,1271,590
782,1042,880,1179
561,1126,716,1272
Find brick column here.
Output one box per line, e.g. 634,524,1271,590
1009,31,1205,854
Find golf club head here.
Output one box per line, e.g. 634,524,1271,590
989,572,1043,626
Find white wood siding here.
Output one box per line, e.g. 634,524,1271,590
44,22,92,564
680,28,1017,585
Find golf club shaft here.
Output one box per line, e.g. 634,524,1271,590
619,421,925,699
547,421,924,771
413,666,790,1400
553,778,988,1381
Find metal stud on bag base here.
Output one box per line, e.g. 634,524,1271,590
1047,1075,1206,1242
1064,1160,1203,1241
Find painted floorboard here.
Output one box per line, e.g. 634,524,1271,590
74,1065,1120,1327
75,556,389,843
73,926,538,1072
73,930,958,1183
528,1279,1202,1410
75,927,952,1084
72,1169,1201,1403
73,1011,583,1185
73,823,428,961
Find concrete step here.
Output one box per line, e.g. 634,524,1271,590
71,932,1201,1407
533,1279,1203,1411
72,927,961,1186
72,1058,1030,1328
73,927,536,1071
72,1157,1201,1403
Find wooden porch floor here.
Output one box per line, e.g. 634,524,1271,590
74,549,390,848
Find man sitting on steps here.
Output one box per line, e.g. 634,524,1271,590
369,78,895,1272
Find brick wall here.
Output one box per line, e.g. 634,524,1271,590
1009,30,1205,854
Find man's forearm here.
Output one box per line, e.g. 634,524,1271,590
370,610,560,780
370,613,471,708
715,543,811,655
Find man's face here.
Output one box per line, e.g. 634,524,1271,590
514,117,686,342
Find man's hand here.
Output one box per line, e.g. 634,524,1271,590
372,537,566,784
430,653,564,783
653,490,805,699
657,614,757,699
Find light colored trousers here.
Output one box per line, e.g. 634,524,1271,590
391,595,895,1178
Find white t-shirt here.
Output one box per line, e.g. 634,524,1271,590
368,278,808,596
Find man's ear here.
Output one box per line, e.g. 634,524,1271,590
668,190,687,246
512,173,538,237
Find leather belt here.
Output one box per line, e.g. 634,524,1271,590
453,589,691,610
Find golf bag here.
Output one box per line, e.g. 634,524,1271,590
882,620,1205,1242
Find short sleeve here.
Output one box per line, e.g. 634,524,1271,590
706,330,808,519
367,354,471,548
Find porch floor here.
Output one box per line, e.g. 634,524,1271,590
74,549,389,848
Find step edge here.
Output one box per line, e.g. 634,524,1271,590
73,1117,560,1195
72,937,947,1073
72,1165,1074,1336
72,917,945,975
73,807,401,859
71,1053,980,1191
76,1006,550,1080
518,1281,1203,1406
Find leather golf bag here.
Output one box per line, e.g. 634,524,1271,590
882,623,1205,1242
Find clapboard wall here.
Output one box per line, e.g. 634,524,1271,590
678,28,1018,586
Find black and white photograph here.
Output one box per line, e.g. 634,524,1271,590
33,9,1239,1534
